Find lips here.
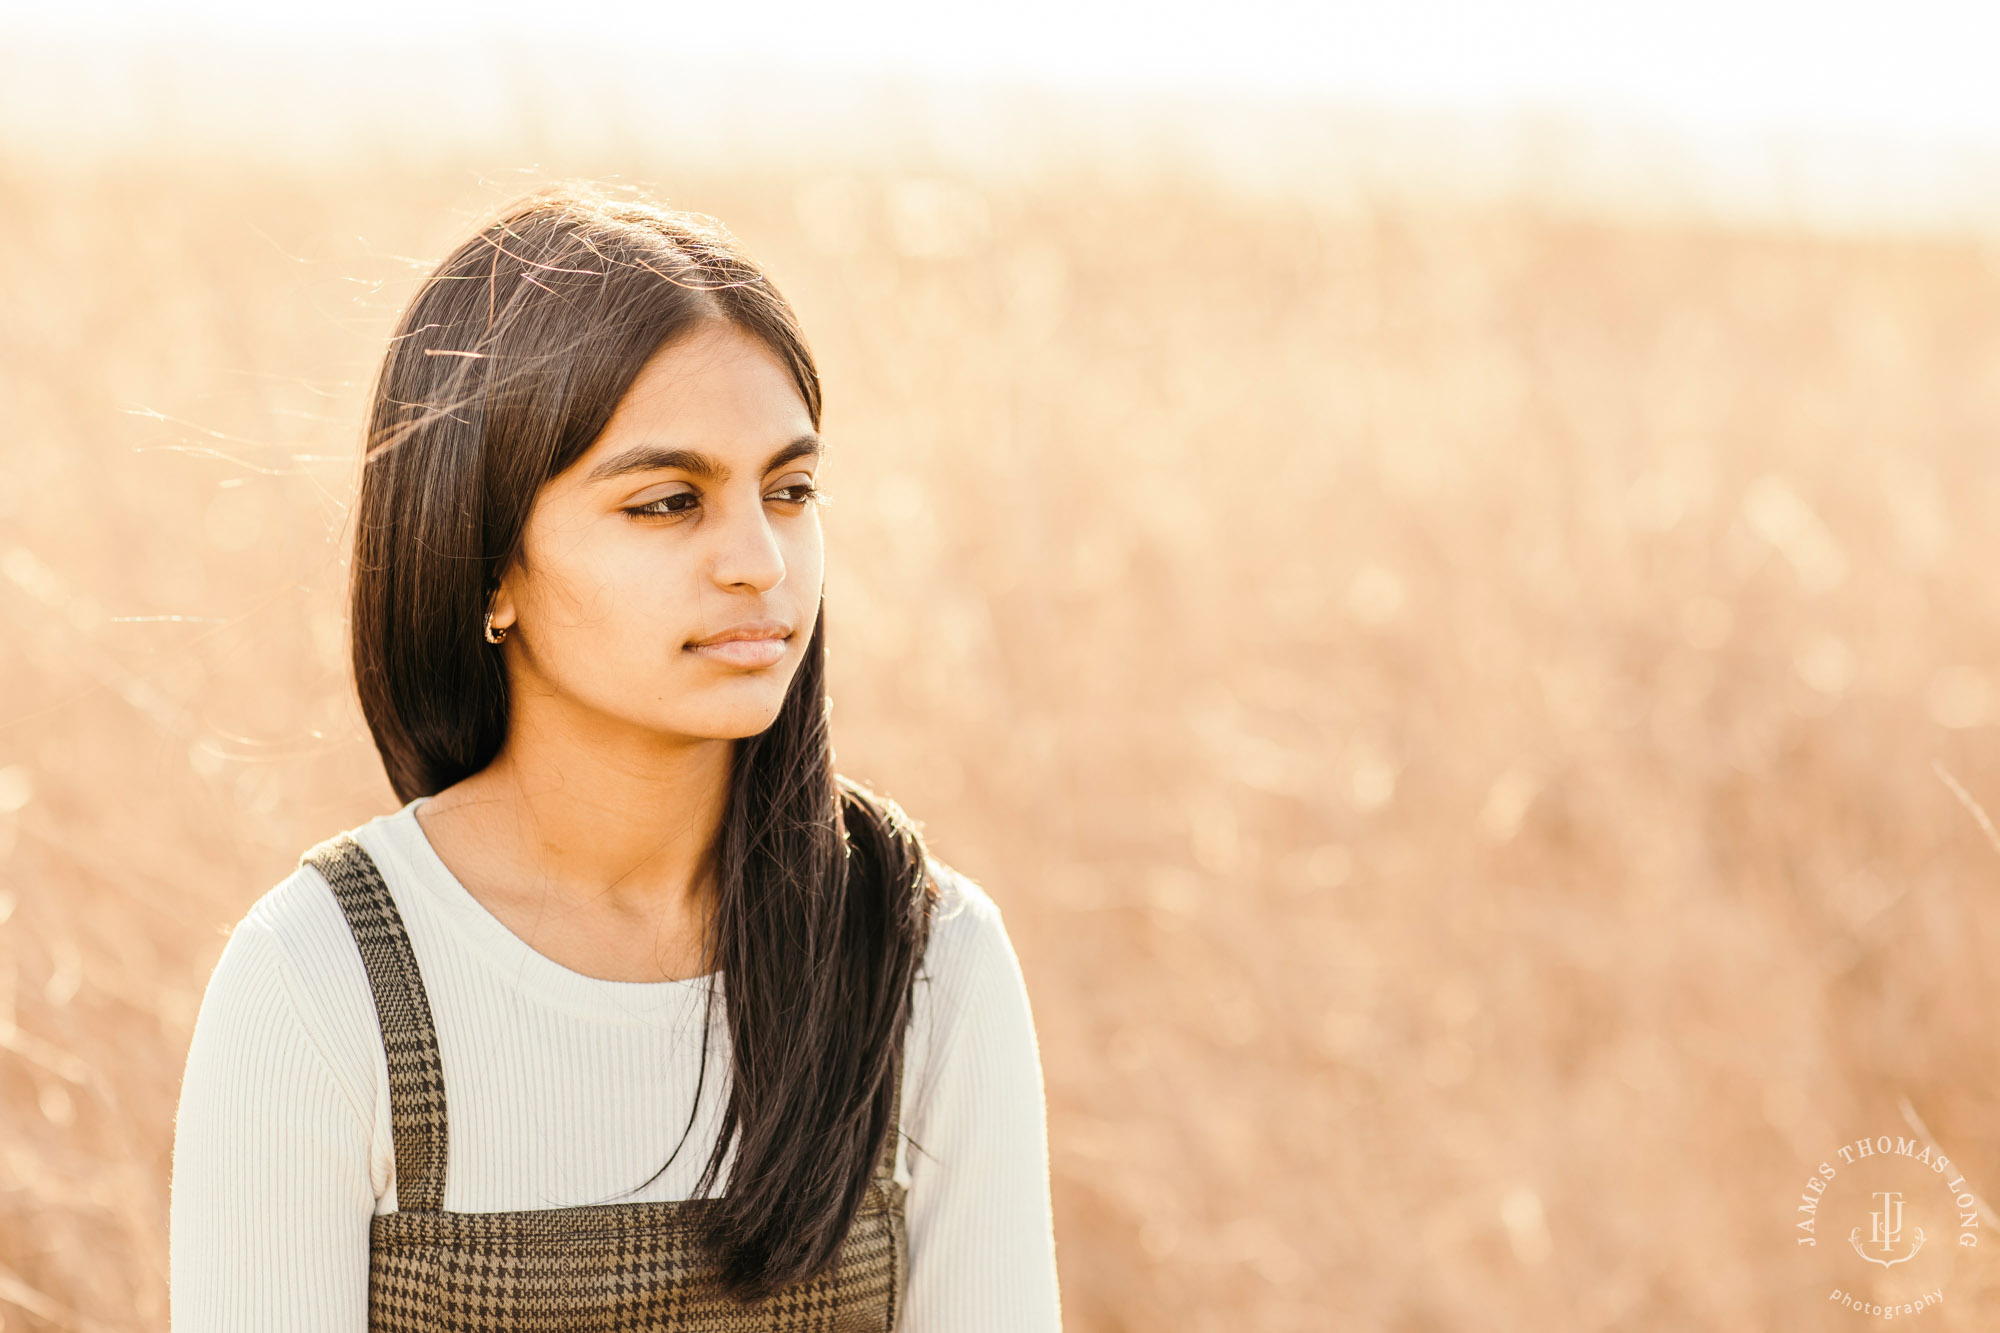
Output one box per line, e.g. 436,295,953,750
684,619,792,669
685,619,793,648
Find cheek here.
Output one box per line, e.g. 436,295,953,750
523,522,678,638
782,518,826,590
594,538,700,639
523,512,823,658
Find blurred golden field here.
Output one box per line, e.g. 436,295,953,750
6,92,2000,1333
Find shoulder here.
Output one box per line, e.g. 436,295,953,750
911,855,1041,1059
918,856,1018,987
924,855,1001,928
191,844,385,1127
239,856,361,959
238,855,377,1018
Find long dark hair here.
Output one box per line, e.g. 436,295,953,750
346,183,938,1301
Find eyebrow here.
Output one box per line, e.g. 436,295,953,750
586,434,823,485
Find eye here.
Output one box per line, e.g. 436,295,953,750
770,482,825,507
623,483,825,521
626,491,698,519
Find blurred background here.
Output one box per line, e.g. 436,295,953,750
6,1,2000,1329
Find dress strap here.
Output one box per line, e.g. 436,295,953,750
876,1048,906,1185
301,832,450,1213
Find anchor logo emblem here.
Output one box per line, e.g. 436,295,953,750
1850,1191,1926,1268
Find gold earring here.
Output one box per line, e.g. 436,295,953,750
483,610,509,645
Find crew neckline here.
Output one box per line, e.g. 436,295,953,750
359,794,724,1029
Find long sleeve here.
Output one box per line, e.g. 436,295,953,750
169,918,375,1332
902,885,1063,1331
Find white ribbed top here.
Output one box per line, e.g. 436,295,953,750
168,796,1062,1331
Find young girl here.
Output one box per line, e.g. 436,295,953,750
168,185,1062,1331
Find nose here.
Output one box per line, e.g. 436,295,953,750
707,494,787,593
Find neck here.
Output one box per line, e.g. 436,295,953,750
418,702,735,928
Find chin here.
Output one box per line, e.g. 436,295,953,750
661,695,791,741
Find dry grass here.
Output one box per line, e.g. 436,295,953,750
5,127,2000,1332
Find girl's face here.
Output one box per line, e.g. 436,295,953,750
488,319,825,745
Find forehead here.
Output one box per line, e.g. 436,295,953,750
580,321,813,464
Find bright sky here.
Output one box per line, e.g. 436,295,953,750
14,0,2000,143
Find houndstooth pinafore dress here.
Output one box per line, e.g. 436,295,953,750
302,832,910,1332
